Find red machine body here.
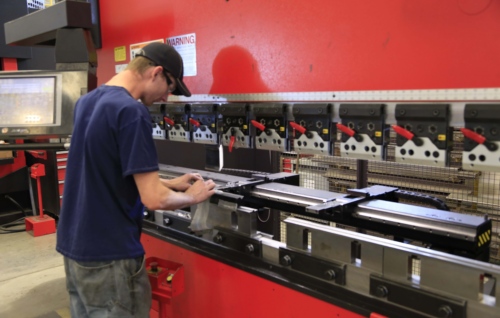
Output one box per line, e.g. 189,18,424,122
142,234,372,318
146,257,185,318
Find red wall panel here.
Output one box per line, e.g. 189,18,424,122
97,0,500,94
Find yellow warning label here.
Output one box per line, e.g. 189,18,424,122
375,131,382,137
322,129,329,134
243,125,248,130
438,134,446,141
280,127,285,132
114,46,127,62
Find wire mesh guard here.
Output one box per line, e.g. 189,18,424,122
280,129,500,265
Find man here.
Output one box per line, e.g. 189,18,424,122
56,42,216,317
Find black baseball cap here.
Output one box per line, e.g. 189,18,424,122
135,42,191,97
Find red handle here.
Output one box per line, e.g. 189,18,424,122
392,125,414,140
189,118,201,127
336,123,356,137
229,135,235,153
289,122,306,134
460,128,486,144
164,117,175,126
27,150,47,160
251,120,266,131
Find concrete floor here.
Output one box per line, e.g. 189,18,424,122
0,231,70,318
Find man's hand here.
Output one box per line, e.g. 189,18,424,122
135,171,216,211
162,173,203,191
185,179,217,202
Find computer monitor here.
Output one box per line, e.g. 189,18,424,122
0,75,60,127
0,70,89,139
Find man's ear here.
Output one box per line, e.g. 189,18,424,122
151,66,163,80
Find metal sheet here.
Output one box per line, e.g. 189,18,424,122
355,200,484,240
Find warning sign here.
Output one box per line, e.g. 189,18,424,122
166,33,197,77
129,39,164,61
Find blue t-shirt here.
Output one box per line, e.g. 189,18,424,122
56,85,159,262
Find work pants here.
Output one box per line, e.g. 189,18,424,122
63,256,152,318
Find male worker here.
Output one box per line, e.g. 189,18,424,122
56,42,216,317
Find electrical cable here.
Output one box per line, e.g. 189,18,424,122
257,208,271,223
0,217,25,234
5,194,28,217
395,190,450,211
0,195,27,234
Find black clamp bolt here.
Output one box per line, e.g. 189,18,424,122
375,285,388,298
437,305,453,318
323,269,336,281
245,244,255,255
281,255,292,266
213,234,224,244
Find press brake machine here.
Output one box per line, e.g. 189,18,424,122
142,164,498,318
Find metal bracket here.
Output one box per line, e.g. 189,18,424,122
154,210,193,234
462,104,500,172
213,227,263,257
255,129,287,151
221,129,251,149
290,103,334,155
394,104,451,167
166,104,191,142
190,104,220,145
253,103,289,151
279,247,346,285
370,275,466,318
339,104,387,161
220,103,252,150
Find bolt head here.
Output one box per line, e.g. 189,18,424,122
245,244,255,254
324,269,336,280
437,305,453,318
281,255,292,266
375,285,388,298
213,234,224,244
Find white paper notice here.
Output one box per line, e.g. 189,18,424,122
166,33,197,77
115,63,128,74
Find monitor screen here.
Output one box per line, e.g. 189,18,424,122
0,76,56,126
